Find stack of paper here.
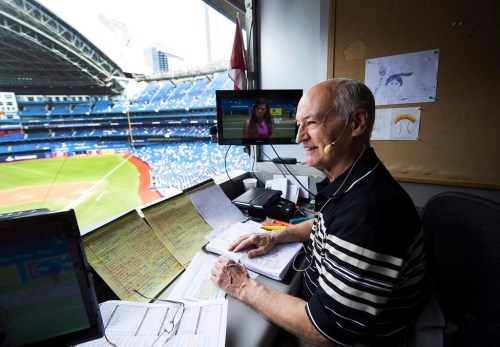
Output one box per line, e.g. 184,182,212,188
264,175,309,203
75,299,227,347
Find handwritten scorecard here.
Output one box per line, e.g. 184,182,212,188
82,210,184,302
142,194,212,266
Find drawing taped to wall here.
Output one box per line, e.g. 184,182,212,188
371,107,421,141
365,49,440,106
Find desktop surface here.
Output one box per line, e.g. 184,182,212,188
91,252,305,347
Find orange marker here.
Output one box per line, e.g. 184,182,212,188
272,219,292,226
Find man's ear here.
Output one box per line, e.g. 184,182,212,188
351,109,368,137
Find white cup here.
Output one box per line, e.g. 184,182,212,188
243,178,257,191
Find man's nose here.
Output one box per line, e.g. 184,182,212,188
295,124,307,143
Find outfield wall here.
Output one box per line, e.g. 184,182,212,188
0,150,52,163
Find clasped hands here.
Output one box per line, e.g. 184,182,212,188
210,232,276,297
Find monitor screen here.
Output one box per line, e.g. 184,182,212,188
216,89,303,145
0,210,104,346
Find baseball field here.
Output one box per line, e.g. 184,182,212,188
0,155,162,231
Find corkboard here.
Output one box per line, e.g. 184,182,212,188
330,0,500,188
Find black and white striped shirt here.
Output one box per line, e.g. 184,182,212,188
303,148,427,346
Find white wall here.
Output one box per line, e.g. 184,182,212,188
257,0,330,166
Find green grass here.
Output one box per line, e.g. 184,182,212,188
223,115,297,139
0,156,143,231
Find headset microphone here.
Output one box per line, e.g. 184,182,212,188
323,117,351,154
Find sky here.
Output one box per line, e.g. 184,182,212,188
37,0,237,75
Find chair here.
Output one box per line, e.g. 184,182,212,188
421,191,500,347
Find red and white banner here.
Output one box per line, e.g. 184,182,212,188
228,17,247,90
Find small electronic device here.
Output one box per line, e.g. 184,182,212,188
0,209,104,346
267,198,296,222
232,187,282,219
215,89,303,146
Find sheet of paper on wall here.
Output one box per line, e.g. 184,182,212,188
365,49,440,106
371,107,421,140
265,177,288,198
273,175,309,199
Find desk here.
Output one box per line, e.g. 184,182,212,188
218,267,303,347
93,253,305,347
152,254,305,347
89,178,309,346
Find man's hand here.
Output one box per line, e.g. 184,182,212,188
211,256,250,299
228,232,277,258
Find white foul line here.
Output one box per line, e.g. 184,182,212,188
65,156,132,210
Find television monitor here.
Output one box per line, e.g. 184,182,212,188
0,209,104,346
215,89,303,145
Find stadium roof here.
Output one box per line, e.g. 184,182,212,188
203,0,245,22
0,0,243,97
0,0,126,96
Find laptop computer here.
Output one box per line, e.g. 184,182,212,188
0,209,104,346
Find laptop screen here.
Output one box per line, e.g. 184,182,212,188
0,209,103,346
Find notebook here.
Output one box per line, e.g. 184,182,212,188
204,220,302,281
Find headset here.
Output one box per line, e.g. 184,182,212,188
323,116,353,154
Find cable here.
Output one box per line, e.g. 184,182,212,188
260,150,287,176
268,144,316,198
224,145,241,190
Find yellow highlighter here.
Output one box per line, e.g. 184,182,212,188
261,225,286,231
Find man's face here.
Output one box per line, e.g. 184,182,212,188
295,87,347,173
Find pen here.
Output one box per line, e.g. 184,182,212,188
289,215,315,224
261,225,286,231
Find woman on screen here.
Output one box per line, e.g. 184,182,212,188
243,98,275,138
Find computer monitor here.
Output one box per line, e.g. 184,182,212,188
0,209,104,346
215,89,303,146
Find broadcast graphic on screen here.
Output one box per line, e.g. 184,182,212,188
216,89,303,145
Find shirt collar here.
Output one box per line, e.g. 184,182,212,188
315,147,380,209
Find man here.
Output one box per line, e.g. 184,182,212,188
211,78,427,346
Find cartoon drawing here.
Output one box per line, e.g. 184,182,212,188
373,107,420,141
394,113,417,135
365,49,440,106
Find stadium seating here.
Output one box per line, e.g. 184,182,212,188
91,100,114,114
49,104,73,116
133,141,250,193
18,104,48,117
72,103,92,115
1,72,252,191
